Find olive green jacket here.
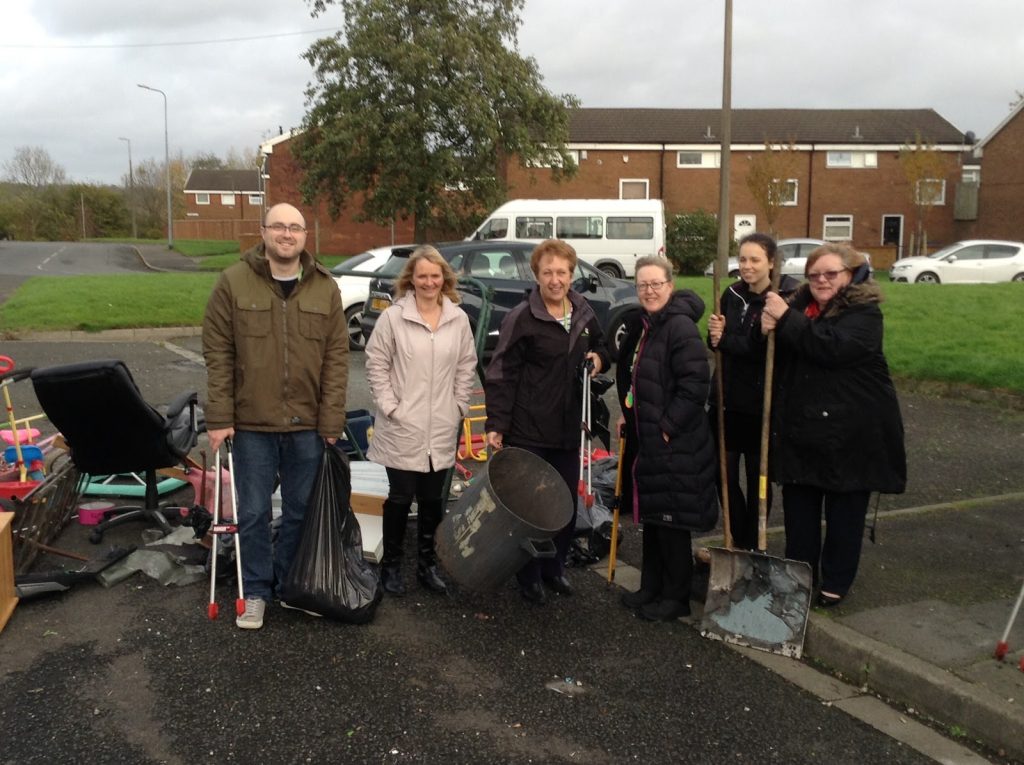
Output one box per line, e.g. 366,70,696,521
202,243,349,438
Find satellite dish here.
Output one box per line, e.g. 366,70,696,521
964,130,977,144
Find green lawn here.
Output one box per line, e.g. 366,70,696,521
2,271,1021,394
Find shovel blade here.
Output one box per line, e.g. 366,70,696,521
700,547,813,659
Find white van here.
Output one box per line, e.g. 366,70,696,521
467,199,665,278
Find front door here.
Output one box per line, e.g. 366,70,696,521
882,215,903,258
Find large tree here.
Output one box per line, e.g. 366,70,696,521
899,132,947,257
745,141,797,237
297,0,578,240
1,146,68,239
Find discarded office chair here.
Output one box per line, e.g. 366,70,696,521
30,359,199,543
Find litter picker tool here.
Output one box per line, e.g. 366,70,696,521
701,262,813,658
994,574,1024,671
606,428,625,585
577,360,595,509
206,441,246,620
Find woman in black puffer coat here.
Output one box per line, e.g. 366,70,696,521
615,256,718,621
762,243,906,608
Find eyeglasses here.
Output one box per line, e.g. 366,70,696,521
636,279,670,292
806,269,848,282
263,222,307,234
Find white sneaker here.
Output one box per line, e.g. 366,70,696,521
236,597,266,629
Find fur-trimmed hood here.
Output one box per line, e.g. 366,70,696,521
788,279,883,319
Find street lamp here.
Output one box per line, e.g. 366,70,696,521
118,136,138,239
137,83,173,249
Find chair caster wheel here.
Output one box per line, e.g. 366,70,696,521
89,530,104,544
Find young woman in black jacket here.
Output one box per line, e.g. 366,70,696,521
761,243,906,607
707,233,799,550
615,256,718,621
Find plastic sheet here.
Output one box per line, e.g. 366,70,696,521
278,445,382,624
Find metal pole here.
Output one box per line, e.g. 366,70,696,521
137,84,173,249
118,137,137,239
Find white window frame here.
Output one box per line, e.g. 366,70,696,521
961,166,980,184
915,179,946,206
826,151,877,169
195,193,210,205
527,149,579,169
775,178,798,207
619,178,650,200
823,214,853,241
248,193,262,205
220,193,236,206
676,150,720,169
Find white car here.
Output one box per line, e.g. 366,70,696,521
889,240,1024,284
703,238,828,279
332,245,407,350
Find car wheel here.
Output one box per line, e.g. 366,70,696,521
345,303,366,350
915,272,941,284
1012,273,1024,282
598,263,623,278
728,269,740,278
608,314,632,357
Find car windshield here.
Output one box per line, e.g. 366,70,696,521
331,251,377,275
378,254,411,278
927,244,962,260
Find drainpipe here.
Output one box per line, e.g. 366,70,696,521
805,146,814,237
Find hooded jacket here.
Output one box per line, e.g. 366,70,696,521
364,292,477,472
616,290,719,530
202,243,349,438
709,275,801,416
770,279,907,494
485,287,609,451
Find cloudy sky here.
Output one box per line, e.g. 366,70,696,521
2,0,1021,185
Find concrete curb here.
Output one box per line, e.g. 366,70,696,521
805,613,1024,762
7,327,201,342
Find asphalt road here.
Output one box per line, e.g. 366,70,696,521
4,335,1018,763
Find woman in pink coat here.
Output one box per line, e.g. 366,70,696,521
365,246,477,595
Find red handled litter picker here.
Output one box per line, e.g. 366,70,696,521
207,440,245,620
577,360,595,510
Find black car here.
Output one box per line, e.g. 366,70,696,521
360,241,640,357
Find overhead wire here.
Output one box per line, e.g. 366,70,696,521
0,28,341,50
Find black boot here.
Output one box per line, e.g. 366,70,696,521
381,500,410,596
416,500,447,594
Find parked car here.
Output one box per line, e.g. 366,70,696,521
889,240,1024,284
360,241,641,357
331,245,411,350
703,238,827,278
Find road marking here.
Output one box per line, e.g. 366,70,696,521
37,244,68,271
161,341,205,366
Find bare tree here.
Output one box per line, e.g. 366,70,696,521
899,132,948,257
1,146,68,239
3,146,67,187
744,141,797,237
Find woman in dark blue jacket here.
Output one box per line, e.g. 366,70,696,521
485,239,609,605
762,243,905,607
707,233,800,550
615,255,718,621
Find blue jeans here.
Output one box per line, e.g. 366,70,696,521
231,430,324,601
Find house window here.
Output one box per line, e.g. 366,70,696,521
221,193,236,206
915,179,946,206
619,179,649,199
556,216,604,239
248,194,262,205
514,216,553,239
607,217,654,240
196,193,210,205
774,179,798,206
826,151,877,168
676,151,719,168
527,150,579,168
961,167,980,184
823,214,854,241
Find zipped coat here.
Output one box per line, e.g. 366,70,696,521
615,290,718,530
364,293,477,472
202,243,349,438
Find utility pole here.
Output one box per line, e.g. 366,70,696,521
118,137,138,239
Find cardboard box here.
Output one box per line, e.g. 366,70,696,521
0,512,17,633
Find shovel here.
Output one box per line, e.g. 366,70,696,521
700,267,813,659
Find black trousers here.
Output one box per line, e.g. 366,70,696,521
639,522,693,602
782,484,870,596
508,443,579,586
384,466,447,505
716,410,772,551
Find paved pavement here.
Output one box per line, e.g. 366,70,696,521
1,252,1023,762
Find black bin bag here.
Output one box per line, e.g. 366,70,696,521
279,444,382,623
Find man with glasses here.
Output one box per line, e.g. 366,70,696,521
203,203,349,629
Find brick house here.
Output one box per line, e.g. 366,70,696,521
260,108,968,263
177,169,263,241
954,101,1024,242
